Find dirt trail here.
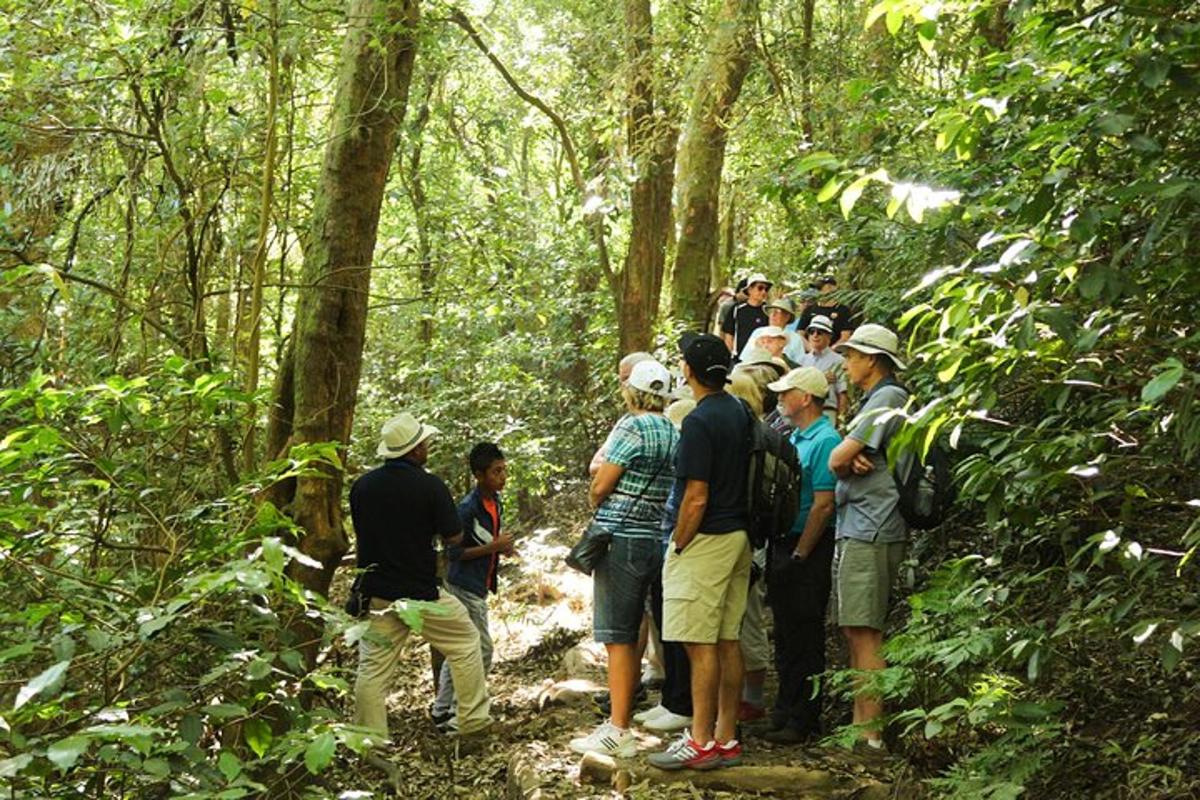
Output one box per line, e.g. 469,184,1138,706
329,486,907,799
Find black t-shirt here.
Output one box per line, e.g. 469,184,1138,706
721,302,770,354
673,391,750,534
349,459,461,601
799,302,855,339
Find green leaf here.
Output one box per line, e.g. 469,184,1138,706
48,736,90,771
924,718,943,738
1141,360,1184,404
1095,113,1133,136
244,719,272,758
218,750,242,781
886,6,905,34
864,0,892,30
937,353,965,383
1141,58,1169,89
793,151,840,175
15,659,70,709
840,176,871,220
816,175,844,203
0,754,33,778
304,731,336,774
179,713,203,745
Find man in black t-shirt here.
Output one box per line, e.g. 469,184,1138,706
721,272,772,356
649,333,752,771
798,276,855,345
350,413,492,738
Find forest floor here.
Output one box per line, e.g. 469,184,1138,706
324,485,916,799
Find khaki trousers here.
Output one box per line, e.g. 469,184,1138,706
353,590,491,735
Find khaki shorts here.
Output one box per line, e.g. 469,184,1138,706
831,538,906,630
662,530,752,644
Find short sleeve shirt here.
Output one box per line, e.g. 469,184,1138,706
673,391,750,534
722,303,770,355
835,378,910,543
350,459,462,600
595,413,679,538
800,303,855,339
798,348,848,412
788,416,842,537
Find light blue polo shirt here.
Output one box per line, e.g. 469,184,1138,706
787,415,842,538
835,377,910,543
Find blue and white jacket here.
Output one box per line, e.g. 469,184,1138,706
446,487,503,598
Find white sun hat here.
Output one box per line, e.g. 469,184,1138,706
376,412,440,458
833,323,907,370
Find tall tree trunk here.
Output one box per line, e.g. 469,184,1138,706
265,0,421,599
670,0,757,330
617,0,677,354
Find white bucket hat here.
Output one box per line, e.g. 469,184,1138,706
833,323,907,370
627,359,672,397
806,314,835,335
767,366,830,398
744,272,773,289
376,412,440,458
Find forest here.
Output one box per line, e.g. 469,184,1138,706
1,0,1198,797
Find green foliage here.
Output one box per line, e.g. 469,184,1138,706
0,365,378,797
791,1,1200,796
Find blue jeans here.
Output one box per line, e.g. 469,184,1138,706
593,535,661,644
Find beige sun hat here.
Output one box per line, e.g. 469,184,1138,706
833,323,907,370
376,412,440,458
767,366,830,398
766,296,797,318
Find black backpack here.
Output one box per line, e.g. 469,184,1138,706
740,401,802,548
890,418,956,530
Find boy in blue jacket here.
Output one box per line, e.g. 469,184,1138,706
431,442,513,730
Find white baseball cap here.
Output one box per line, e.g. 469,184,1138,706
376,413,440,458
627,358,672,397
744,272,773,289
833,323,907,370
752,325,788,341
767,366,830,398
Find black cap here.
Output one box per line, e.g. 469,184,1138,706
817,275,837,287
679,332,731,387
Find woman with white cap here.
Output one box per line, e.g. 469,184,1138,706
826,324,910,752
570,359,679,758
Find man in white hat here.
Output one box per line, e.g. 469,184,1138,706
797,314,848,424
721,272,772,356
826,324,909,752
763,367,841,744
350,412,491,740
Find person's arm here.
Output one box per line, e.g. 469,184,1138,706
672,479,709,551
829,437,872,478
455,532,512,560
792,491,834,559
588,444,607,476
722,307,737,351
590,461,625,508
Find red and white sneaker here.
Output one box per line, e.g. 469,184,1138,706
647,732,722,771
717,738,743,766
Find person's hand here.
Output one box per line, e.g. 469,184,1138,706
494,531,515,554
851,453,874,475
824,370,837,384
791,544,810,561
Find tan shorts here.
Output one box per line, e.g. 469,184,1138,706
662,530,752,644
831,538,907,630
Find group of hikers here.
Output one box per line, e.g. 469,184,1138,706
348,272,914,771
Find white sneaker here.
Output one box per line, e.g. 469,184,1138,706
644,709,693,733
634,704,669,725
568,722,637,757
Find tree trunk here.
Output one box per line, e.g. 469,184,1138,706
669,0,757,331
617,0,677,354
267,0,421,599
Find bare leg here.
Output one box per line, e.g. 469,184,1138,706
715,639,744,743
842,626,885,740
605,643,639,729
684,642,719,743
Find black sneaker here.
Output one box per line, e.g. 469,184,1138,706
763,725,817,745
429,703,454,727
595,683,647,716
